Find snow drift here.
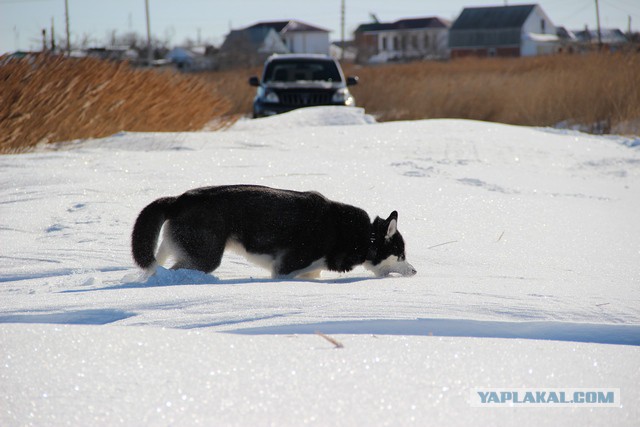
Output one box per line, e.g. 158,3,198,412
1,106,639,426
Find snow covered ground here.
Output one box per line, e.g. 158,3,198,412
1,106,639,425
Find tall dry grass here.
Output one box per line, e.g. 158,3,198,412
202,53,640,135
199,66,260,118
0,54,231,153
344,53,640,133
2,53,637,154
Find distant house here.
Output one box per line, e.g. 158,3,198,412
449,4,558,58
166,47,194,69
330,41,357,62
165,46,216,71
556,27,578,53
574,28,629,52
85,46,138,62
277,20,331,54
219,24,287,67
354,17,450,63
219,20,330,68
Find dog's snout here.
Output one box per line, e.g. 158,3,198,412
403,263,417,277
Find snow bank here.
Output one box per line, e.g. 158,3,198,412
1,107,639,425
229,106,376,131
2,324,638,426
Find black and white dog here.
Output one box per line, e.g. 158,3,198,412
132,185,416,279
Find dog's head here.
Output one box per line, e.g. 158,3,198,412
365,211,417,277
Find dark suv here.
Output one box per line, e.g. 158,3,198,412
249,54,358,118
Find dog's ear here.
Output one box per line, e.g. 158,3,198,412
385,211,398,240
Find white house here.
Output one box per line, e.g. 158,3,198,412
277,20,330,55
330,41,357,62
219,25,286,67
219,20,330,67
354,17,450,63
450,4,558,58
521,5,559,56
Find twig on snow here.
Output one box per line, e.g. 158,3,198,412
315,331,344,349
428,240,458,250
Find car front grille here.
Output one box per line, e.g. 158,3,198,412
276,90,333,106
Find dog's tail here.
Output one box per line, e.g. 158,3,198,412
131,197,177,271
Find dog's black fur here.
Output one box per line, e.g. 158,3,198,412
132,185,416,278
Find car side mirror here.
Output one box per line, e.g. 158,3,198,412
249,76,260,86
346,76,359,86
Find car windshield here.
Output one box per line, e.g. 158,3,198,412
263,59,342,83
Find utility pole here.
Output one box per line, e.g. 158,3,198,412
145,0,152,65
340,0,345,60
595,0,603,50
42,29,47,52
64,0,70,54
51,17,56,52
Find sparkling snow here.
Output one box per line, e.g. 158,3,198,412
1,106,639,426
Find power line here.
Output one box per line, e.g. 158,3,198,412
556,0,596,24
600,0,640,15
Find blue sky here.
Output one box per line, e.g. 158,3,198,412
1,0,638,54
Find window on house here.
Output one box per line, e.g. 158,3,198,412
412,35,418,49
541,19,546,33
424,34,430,49
393,37,399,50
382,37,387,51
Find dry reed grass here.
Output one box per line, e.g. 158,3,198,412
199,66,260,118
345,53,640,133
0,54,231,154
3,53,637,155
202,53,640,135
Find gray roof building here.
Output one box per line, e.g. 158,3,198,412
451,4,536,32
449,4,558,57
247,21,330,34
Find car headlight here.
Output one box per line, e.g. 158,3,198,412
264,90,279,103
257,87,279,103
332,88,354,105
